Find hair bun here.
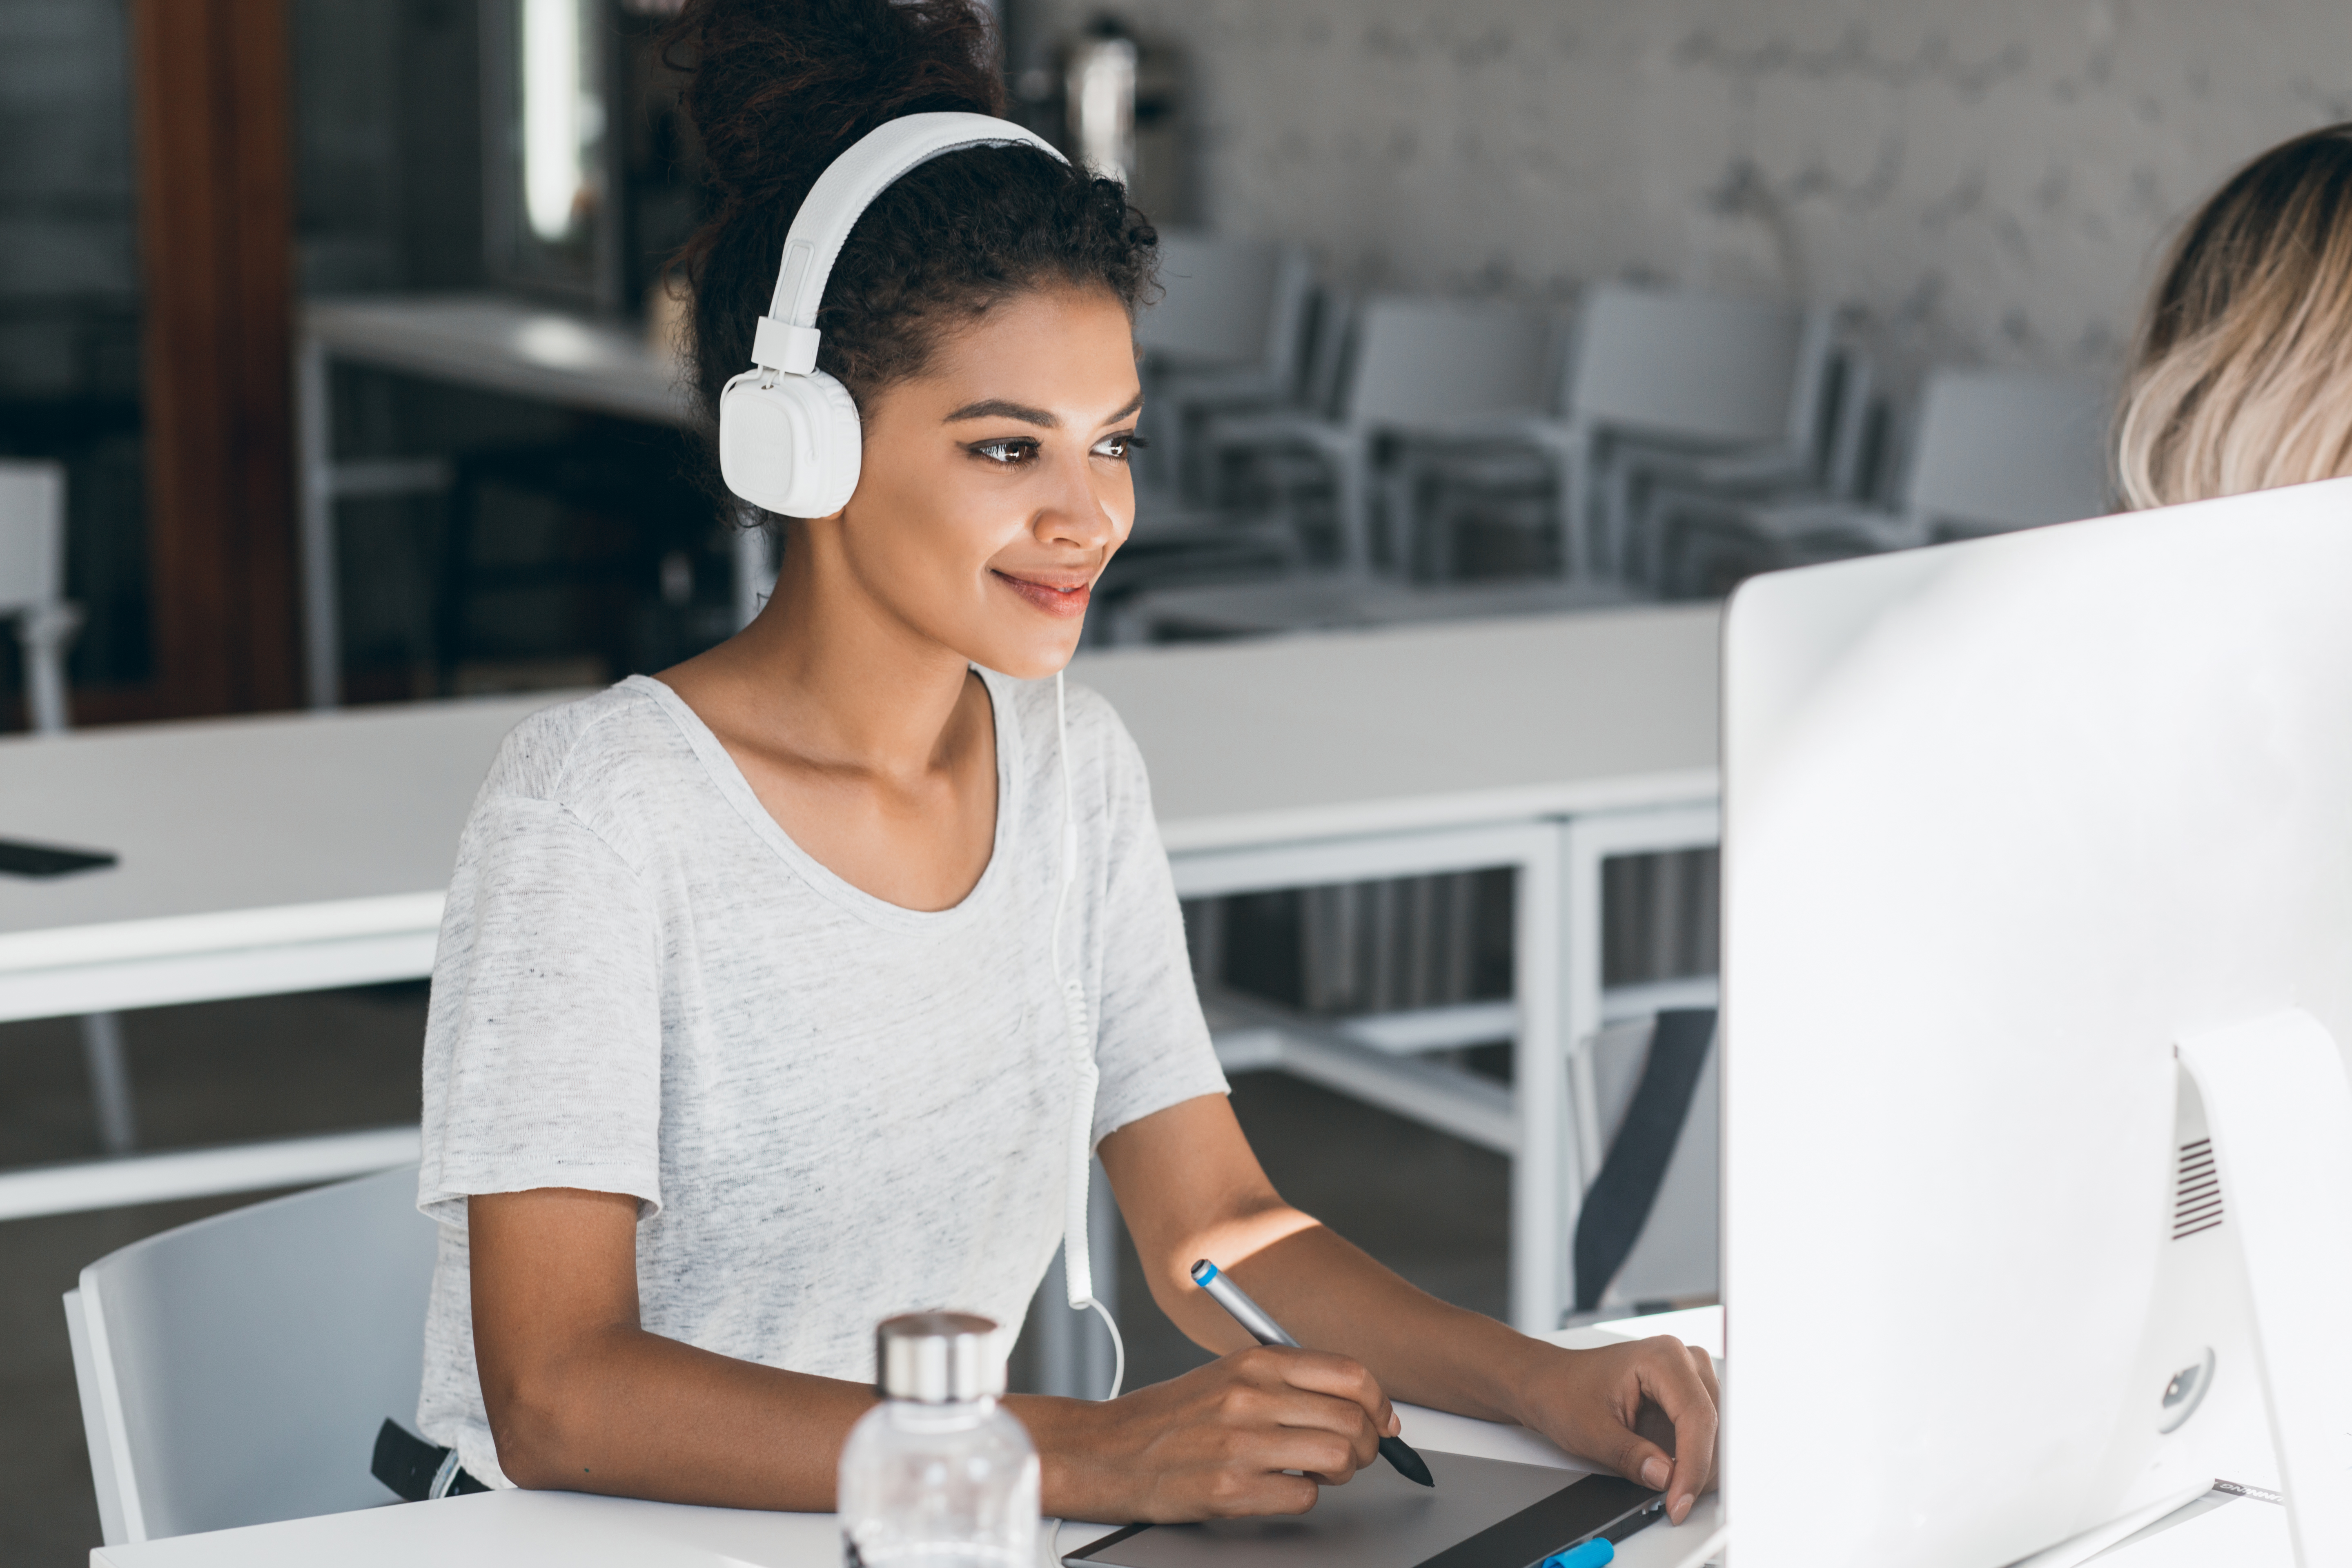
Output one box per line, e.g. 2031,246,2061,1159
669,0,1007,209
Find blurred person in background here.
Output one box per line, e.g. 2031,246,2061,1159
2116,123,2352,508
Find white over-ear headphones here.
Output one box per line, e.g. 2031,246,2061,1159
716,111,1067,518
721,113,1125,1399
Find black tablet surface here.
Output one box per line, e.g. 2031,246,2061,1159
1067,1452,1655,1568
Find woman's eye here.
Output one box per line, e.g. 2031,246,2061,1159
971,439,1038,466
1094,430,1149,461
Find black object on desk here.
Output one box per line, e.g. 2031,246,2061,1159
1066,1452,1658,1568
0,837,118,878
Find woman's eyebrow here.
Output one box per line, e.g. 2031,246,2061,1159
944,398,1058,426
941,389,1145,428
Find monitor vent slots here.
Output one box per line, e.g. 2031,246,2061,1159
2172,1138,2223,1240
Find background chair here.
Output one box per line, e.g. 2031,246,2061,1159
1572,1008,1719,1314
1135,232,1315,497
1668,366,2112,582
1,459,80,734
1,459,137,1156
1200,294,1564,573
1404,285,1837,586
64,1163,437,1545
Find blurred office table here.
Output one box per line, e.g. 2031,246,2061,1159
0,605,1721,1332
89,1315,1735,1568
295,295,775,710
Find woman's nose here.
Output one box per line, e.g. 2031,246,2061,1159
1036,452,1126,550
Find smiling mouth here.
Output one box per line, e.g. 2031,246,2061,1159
992,570,1093,618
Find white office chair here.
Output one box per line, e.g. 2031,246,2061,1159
1,460,137,1154
1684,366,2112,567
1136,233,1315,499
1198,294,1564,573
64,1163,438,1545
1404,285,1837,585
1573,1009,1719,1314
1,458,80,734
1642,343,1887,594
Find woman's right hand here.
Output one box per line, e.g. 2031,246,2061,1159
1010,1345,1396,1522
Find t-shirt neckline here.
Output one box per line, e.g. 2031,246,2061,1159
624,669,1022,933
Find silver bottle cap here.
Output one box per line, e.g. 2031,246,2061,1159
875,1312,1004,1403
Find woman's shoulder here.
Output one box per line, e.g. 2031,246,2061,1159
478,677,696,812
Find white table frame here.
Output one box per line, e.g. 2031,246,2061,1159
294,295,775,711
1166,797,1719,1334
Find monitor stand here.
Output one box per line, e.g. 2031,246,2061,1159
2178,1008,2352,1568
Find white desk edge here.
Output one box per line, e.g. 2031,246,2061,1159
88,1318,1731,1568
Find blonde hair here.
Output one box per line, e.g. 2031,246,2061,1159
2116,123,2352,510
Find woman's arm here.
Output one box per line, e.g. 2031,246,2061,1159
470,1188,876,1508
1098,1094,1721,1526
472,1186,1395,1518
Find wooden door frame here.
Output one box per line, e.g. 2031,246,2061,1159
117,0,301,721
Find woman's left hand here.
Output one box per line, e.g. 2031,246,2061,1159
1514,1336,1719,1524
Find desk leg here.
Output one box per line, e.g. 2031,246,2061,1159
296,336,339,709
1510,823,1570,1334
1557,805,1724,1319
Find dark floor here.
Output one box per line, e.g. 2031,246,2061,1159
0,989,1506,1566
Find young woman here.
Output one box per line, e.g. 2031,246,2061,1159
414,0,1717,1527
2117,122,2352,508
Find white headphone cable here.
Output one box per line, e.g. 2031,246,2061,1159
1051,670,1125,1403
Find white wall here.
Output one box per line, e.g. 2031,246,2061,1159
1024,0,2352,381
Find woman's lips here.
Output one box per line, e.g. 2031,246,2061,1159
992,570,1093,618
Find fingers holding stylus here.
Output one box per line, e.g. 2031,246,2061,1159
1220,1344,1390,1485
1043,1344,1394,1521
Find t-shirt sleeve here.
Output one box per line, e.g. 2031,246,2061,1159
1085,708,1229,1146
417,793,664,1225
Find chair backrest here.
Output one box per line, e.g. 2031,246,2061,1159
65,1164,437,1544
1899,367,2112,533
1136,232,1312,381
0,458,66,615
1806,343,1881,500
1296,287,1357,416
1565,283,1824,450
1341,295,1560,429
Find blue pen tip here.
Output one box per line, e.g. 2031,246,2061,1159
1539,1540,1613,1568
1190,1259,1218,1284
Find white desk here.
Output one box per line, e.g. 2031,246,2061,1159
0,693,581,1217
295,295,775,709
85,1304,2287,1568
4,606,1722,1330
89,1318,1731,1568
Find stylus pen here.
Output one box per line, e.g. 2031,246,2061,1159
1187,1258,1436,1488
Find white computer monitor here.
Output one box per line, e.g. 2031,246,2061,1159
1719,476,2352,1567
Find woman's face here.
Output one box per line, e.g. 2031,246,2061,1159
830,284,1141,679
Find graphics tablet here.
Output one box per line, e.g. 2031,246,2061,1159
1065,1451,1658,1568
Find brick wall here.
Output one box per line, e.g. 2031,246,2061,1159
1016,0,2351,383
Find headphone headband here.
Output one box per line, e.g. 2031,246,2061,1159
748,112,1068,378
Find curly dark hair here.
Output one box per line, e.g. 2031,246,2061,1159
662,0,1160,522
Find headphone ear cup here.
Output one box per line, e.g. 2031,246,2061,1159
717,368,864,519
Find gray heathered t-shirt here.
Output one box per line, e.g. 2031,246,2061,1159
415,670,1226,1486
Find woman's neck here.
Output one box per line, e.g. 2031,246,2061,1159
671,525,982,788
655,523,1001,913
